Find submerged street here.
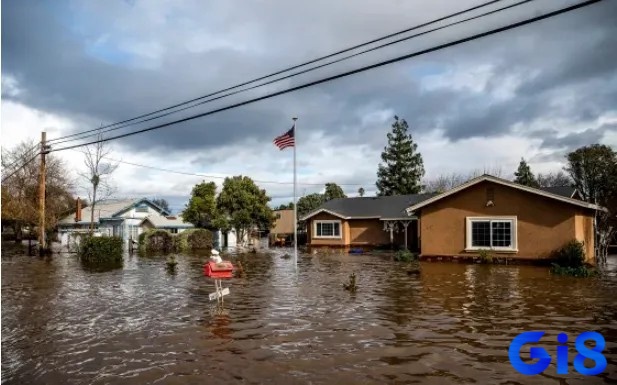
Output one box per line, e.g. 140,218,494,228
2,249,616,384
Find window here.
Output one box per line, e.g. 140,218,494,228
136,205,149,213
466,217,517,251
314,220,341,239
169,228,178,234
128,225,139,241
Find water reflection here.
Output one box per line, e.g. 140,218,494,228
2,246,616,385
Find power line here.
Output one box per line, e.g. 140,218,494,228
69,149,365,186
50,0,534,147
50,0,601,153
1,152,41,184
46,0,506,145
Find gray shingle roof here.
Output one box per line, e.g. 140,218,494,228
303,193,437,220
58,199,136,225
142,215,194,228
539,186,577,198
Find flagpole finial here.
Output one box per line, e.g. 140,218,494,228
292,117,298,121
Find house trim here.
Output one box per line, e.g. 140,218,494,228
111,198,171,217
313,219,343,239
405,175,604,213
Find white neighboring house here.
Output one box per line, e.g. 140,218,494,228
57,198,185,249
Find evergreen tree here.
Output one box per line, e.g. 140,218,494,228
376,116,425,196
513,158,539,187
324,182,346,201
358,187,365,197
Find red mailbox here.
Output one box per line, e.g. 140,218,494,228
204,261,234,278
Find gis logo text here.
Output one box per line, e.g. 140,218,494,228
508,331,607,376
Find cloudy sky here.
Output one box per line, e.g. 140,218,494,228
2,0,616,212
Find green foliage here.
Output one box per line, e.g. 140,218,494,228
394,249,417,262
182,181,219,228
514,158,539,187
324,183,346,201
175,228,213,252
357,187,365,197
478,249,493,264
552,240,585,268
376,116,425,196
78,236,123,266
140,229,174,253
550,264,597,277
140,228,214,254
274,202,294,210
297,193,325,216
217,176,275,243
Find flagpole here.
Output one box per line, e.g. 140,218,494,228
291,117,298,272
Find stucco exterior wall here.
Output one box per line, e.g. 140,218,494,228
307,213,347,246
419,181,595,260
575,212,595,262
348,219,389,245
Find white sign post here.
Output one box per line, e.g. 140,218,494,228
209,279,230,306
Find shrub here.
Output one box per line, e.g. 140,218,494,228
394,249,417,262
478,249,493,264
79,236,123,265
550,263,597,277
140,229,174,253
552,240,585,268
184,229,213,250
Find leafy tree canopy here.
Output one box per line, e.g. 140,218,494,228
182,181,218,229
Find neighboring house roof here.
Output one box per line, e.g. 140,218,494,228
111,198,171,217
141,215,194,229
58,198,171,226
301,193,437,221
539,186,579,199
58,199,136,226
405,175,604,213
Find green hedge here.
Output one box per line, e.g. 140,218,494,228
550,240,595,277
79,236,123,265
140,228,213,253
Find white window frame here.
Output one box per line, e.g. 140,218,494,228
313,220,342,239
465,216,517,252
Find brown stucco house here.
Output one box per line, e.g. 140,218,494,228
301,175,603,263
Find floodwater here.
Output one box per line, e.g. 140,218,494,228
2,247,616,385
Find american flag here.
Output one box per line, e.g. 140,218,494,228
273,125,295,150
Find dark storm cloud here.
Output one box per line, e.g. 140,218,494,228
539,123,616,150
2,0,616,154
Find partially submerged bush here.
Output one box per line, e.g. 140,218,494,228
394,249,417,262
175,228,213,252
553,240,585,267
478,249,493,264
550,240,595,277
140,229,174,253
79,236,123,266
550,263,597,277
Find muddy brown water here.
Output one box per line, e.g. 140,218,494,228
2,248,616,385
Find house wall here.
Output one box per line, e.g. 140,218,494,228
419,181,595,262
575,211,595,261
272,209,294,234
307,213,348,246
348,219,390,245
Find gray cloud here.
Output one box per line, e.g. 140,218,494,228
2,0,616,161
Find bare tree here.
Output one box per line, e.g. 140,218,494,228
423,173,468,193
537,171,572,187
79,133,118,234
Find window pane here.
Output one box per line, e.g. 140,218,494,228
491,221,512,247
471,221,491,247
321,223,334,236
316,223,322,236
333,222,340,236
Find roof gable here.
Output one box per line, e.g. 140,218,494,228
111,198,170,217
405,175,604,213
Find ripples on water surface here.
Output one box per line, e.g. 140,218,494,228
2,248,616,384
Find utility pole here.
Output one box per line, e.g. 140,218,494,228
38,131,49,254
